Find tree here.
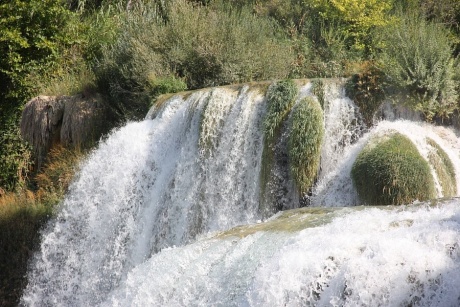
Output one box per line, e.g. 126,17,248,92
308,0,395,51
0,0,74,190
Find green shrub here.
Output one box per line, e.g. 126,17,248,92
0,125,32,192
147,75,188,99
427,138,457,197
309,0,395,52
288,96,324,194
94,0,293,120
376,12,458,119
351,132,436,205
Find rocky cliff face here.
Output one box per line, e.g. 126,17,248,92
20,94,109,170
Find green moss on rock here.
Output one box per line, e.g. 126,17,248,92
263,79,298,142
427,138,456,197
288,97,324,194
351,132,436,205
311,79,325,109
260,79,298,200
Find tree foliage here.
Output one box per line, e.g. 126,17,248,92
0,0,76,191
308,0,395,50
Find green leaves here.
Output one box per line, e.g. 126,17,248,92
0,0,75,191
376,12,458,119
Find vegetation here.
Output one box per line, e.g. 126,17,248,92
264,80,298,142
0,192,51,306
94,0,293,119
311,79,325,108
426,138,457,197
375,11,459,119
351,132,436,205
261,80,298,203
288,97,324,194
345,61,385,125
0,146,85,306
2,0,460,192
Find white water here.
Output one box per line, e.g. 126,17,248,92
312,120,460,207
21,81,460,306
101,200,460,307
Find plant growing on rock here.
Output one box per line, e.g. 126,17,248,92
345,61,385,126
264,79,298,142
288,96,324,194
261,79,298,202
351,132,436,205
426,138,457,197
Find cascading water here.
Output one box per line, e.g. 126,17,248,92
21,80,460,306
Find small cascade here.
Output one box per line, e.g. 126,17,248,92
312,120,460,207
318,80,365,182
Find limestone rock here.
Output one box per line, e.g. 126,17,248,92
20,94,108,170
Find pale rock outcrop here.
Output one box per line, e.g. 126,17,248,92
21,94,108,170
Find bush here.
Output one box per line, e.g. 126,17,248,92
351,132,436,205
288,96,324,194
376,12,458,119
308,0,395,52
94,0,293,120
0,0,79,191
427,138,457,197
345,61,385,126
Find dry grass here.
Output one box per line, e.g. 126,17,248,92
0,146,86,306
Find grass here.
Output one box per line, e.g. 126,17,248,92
0,146,85,306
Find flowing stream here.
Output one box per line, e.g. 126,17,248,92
21,81,460,306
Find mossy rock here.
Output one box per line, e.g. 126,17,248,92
263,79,298,142
427,138,456,197
260,79,298,200
351,132,436,205
288,97,324,194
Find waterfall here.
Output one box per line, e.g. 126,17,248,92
21,80,460,306
100,200,460,307
312,120,460,207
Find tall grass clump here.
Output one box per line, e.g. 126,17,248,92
288,96,324,194
376,12,459,119
352,132,436,205
260,80,298,200
426,138,457,197
264,80,298,142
